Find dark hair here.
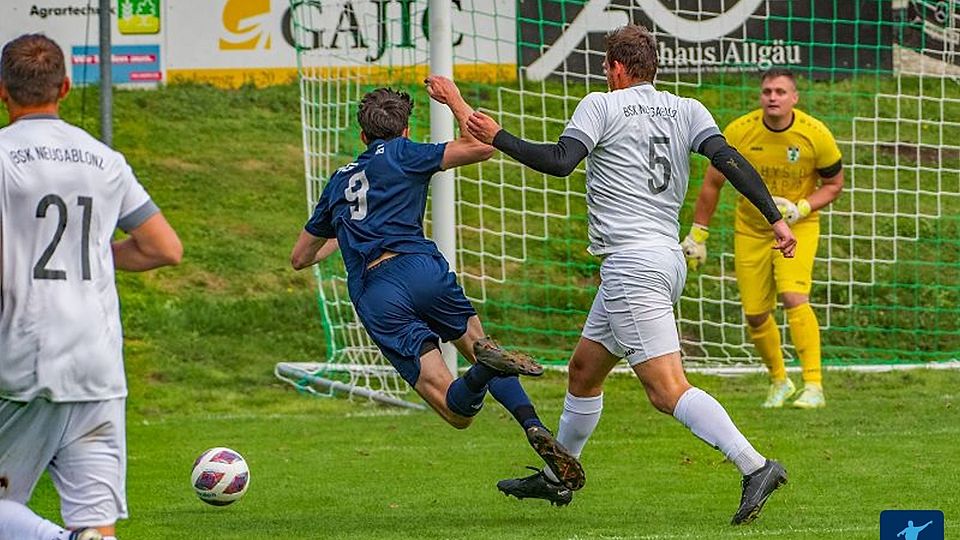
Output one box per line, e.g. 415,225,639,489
357,88,413,141
761,67,796,86
0,34,66,106
605,25,658,82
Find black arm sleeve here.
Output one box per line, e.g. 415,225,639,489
698,134,782,224
817,159,843,178
492,131,589,177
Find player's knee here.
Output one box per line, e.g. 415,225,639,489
648,392,676,414
646,383,690,415
567,359,602,395
567,360,588,386
745,312,770,327
780,293,808,308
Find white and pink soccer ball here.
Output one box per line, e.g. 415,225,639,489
191,447,250,506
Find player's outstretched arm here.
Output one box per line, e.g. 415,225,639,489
425,75,494,170
112,212,182,271
466,111,588,177
290,230,339,270
697,134,796,258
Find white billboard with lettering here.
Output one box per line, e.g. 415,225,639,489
0,0,516,87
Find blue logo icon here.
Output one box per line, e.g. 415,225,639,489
880,510,944,540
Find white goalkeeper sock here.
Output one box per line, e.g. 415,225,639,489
0,499,73,539
672,387,766,476
543,392,603,483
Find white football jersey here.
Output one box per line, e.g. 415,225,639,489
0,115,158,402
562,84,720,255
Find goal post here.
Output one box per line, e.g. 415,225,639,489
280,0,959,404
428,0,459,376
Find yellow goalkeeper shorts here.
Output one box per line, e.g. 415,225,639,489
734,218,819,316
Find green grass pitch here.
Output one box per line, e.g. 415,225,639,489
18,83,959,539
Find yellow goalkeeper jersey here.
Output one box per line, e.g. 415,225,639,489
724,108,842,233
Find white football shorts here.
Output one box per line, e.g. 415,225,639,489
0,397,127,527
582,246,687,366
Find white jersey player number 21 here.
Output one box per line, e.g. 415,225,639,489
33,193,94,280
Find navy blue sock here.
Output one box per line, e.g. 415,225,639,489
446,377,487,417
487,375,545,430
461,362,499,392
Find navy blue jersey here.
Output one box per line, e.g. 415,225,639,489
305,137,447,294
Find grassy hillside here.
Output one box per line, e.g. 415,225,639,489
54,83,325,417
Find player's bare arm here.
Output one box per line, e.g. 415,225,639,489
112,212,182,271
681,165,726,269
771,166,843,225
290,230,339,270
425,75,494,170
692,165,726,227
466,110,589,177
805,168,844,211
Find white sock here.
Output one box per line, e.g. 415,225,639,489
104,537,118,540
672,387,766,476
0,499,72,540
543,392,603,483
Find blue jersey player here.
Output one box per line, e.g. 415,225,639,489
290,79,585,493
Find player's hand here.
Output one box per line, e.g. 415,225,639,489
424,75,461,105
771,219,797,258
466,111,501,145
772,196,812,225
681,223,709,270
772,196,799,224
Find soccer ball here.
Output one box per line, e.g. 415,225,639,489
191,447,250,506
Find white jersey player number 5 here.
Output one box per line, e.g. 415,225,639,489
560,85,720,255
647,136,671,194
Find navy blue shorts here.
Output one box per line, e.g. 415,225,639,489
353,253,477,387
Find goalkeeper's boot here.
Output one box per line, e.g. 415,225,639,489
474,337,544,377
525,425,585,490
761,378,796,408
792,385,826,409
731,459,787,525
497,467,574,507
69,529,104,540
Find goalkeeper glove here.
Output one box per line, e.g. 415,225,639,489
681,223,709,270
772,197,812,225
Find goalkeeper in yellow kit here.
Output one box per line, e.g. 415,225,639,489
683,68,844,409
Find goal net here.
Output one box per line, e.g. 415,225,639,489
284,0,959,401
